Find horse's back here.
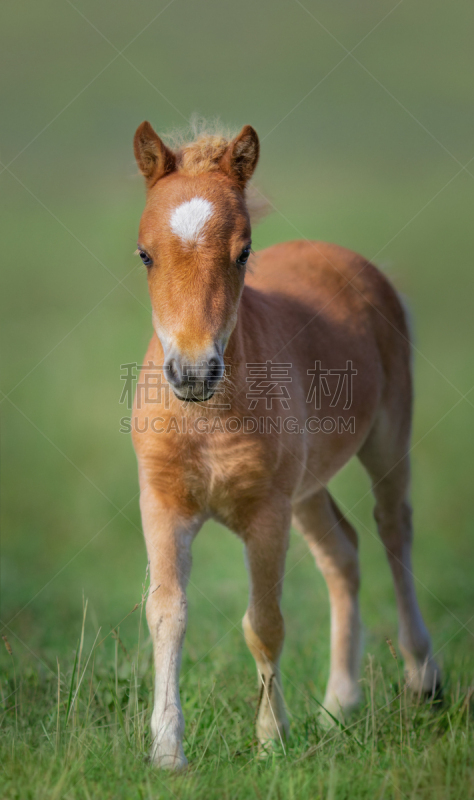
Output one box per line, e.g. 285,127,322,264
248,240,410,373
248,240,398,318
246,239,412,425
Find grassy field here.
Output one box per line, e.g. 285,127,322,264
1,0,474,797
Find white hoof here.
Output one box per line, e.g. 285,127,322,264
256,704,290,750
404,657,442,697
257,724,290,755
320,684,361,727
150,741,188,771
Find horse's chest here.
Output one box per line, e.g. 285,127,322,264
184,432,271,521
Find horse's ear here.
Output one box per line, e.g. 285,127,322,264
133,121,176,188
219,125,259,188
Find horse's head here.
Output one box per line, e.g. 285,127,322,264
133,121,259,402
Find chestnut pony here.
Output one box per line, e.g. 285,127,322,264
131,121,439,769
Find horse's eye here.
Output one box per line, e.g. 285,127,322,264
236,247,251,266
138,249,153,267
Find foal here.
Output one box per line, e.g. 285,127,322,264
131,120,440,769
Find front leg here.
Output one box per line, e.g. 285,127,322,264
139,486,202,770
241,496,291,751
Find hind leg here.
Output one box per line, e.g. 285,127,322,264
293,489,361,721
358,412,440,694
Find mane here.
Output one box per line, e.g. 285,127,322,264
162,115,270,225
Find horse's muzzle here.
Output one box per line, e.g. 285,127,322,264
163,351,225,402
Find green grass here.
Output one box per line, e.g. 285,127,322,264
1,586,473,799
2,487,474,798
2,0,474,796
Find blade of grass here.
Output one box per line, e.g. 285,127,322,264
65,641,80,726
109,684,131,751
307,691,366,750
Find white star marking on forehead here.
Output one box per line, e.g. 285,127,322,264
170,197,214,243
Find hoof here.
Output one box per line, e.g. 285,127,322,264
319,689,360,728
404,658,441,699
150,743,188,771
256,717,290,757
421,680,444,706
256,721,289,750
257,735,288,759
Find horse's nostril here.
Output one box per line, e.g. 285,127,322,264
165,355,222,394
208,357,223,383
166,359,180,385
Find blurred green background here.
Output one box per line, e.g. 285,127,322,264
1,0,473,717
